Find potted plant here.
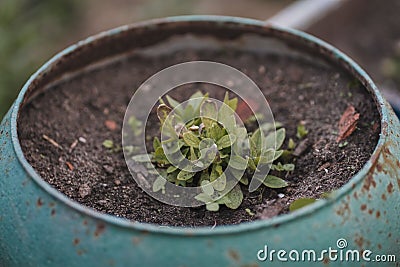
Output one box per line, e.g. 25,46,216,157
0,16,399,267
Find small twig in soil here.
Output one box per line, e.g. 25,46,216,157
42,134,63,150
69,139,78,153
293,138,309,157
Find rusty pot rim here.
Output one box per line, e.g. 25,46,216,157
10,15,388,236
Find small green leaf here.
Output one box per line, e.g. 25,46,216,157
157,104,172,124
264,128,285,150
282,163,295,171
229,155,248,170
206,202,219,211
223,92,238,111
102,140,114,149
212,173,226,191
195,192,213,203
258,149,283,164
224,184,243,209
200,100,218,128
239,176,249,185
338,141,348,148
189,146,198,161
128,115,143,136
153,176,166,192
131,154,152,162
271,162,294,172
217,134,236,149
177,170,196,181
250,128,262,156
218,104,236,131
153,137,161,151
153,147,168,164
166,95,181,109
167,165,178,173
275,128,286,150
288,138,296,150
229,168,244,181
296,124,308,139
262,175,288,188
206,122,225,140
201,180,214,196
247,157,257,171
183,131,200,147
289,198,317,212
210,164,220,182
245,208,255,216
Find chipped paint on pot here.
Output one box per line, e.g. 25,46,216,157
0,16,399,267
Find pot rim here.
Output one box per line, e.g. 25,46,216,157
11,15,388,236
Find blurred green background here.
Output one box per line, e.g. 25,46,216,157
0,0,292,118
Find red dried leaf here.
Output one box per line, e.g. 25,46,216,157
105,120,117,131
236,98,260,121
336,105,360,142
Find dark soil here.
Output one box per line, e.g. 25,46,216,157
18,49,380,227
306,0,400,91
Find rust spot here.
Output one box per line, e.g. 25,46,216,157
376,163,383,172
51,209,56,216
382,145,392,155
240,263,259,267
355,235,364,248
353,191,358,200
381,194,387,201
228,249,240,262
77,249,87,256
83,220,88,225
94,222,106,237
336,201,351,222
376,211,381,218
323,256,330,265
368,209,373,215
363,174,376,191
397,178,400,189
37,198,43,207
387,182,394,194
49,202,55,207
73,238,80,245
360,204,367,211
378,244,382,249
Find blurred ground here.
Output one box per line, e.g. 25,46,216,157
306,0,400,93
0,0,292,117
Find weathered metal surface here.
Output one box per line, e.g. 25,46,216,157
0,16,399,267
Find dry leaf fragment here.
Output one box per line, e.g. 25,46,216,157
105,120,117,131
336,105,360,142
66,161,74,171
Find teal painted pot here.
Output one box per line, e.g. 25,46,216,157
0,16,399,267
